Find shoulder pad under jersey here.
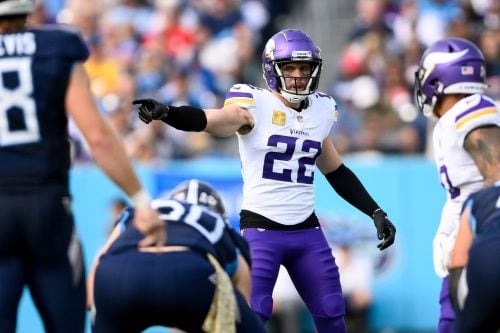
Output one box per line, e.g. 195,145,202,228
453,95,500,146
31,25,89,62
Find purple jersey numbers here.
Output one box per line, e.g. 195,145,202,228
298,140,322,184
315,92,334,100
263,134,321,184
263,135,296,182
439,165,460,199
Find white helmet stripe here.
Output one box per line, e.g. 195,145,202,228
0,0,35,16
422,49,469,82
186,179,199,205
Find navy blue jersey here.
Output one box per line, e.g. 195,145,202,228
454,182,500,333
0,25,89,187
463,182,500,236
108,199,251,276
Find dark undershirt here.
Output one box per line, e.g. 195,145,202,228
240,209,320,230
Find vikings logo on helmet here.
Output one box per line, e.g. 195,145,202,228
414,37,488,117
263,38,276,61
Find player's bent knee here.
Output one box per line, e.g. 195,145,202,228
317,292,345,318
251,294,273,320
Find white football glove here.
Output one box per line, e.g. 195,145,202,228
432,232,457,278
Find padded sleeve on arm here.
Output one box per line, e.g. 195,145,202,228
164,105,207,132
324,164,379,217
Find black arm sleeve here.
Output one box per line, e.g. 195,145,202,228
324,163,379,217
163,105,207,132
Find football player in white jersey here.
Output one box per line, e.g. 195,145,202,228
133,29,396,333
414,37,500,333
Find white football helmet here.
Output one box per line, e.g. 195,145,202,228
0,0,35,16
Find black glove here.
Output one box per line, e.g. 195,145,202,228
373,209,396,250
133,98,169,124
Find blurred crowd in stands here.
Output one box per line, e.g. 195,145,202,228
31,0,499,163
329,0,499,156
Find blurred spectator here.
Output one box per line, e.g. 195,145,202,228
43,0,66,22
105,0,155,36
45,0,498,162
144,0,196,67
133,45,169,97
27,0,57,25
479,28,500,100
391,0,418,49
331,72,423,154
84,35,122,98
349,0,394,44
57,0,100,41
194,0,255,94
241,0,270,49
415,0,461,47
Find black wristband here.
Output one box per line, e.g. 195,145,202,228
324,164,379,217
163,105,207,132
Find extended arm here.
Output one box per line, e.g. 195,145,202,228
133,99,254,137
318,139,396,250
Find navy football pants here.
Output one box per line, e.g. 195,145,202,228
0,185,86,333
93,250,265,333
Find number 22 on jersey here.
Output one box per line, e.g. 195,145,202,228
263,134,321,185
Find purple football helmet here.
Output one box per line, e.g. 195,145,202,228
262,29,322,103
414,37,487,116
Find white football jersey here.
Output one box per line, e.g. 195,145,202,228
432,94,499,201
224,84,338,225
432,94,500,277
